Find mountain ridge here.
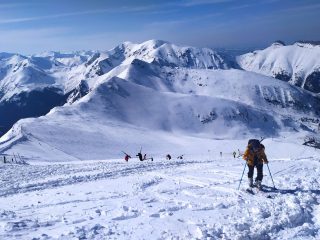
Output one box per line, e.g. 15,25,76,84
237,41,320,93
0,40,319,160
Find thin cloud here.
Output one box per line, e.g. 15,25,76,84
278,2,320,13
0,3,28,9
229,3,254,10
0,5,158,25
228,0,279,10
146,12,223,28
0,17,38,24
137,8,179,15
182,0,234,7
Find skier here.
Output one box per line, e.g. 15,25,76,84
243,139,268,189
220,152,222,157
177,154,183,160
166,154,171,160
124,154,131,162
233,151,236,158
136,152,143,161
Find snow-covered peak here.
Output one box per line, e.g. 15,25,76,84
84,39,231,80
270,40,286,48
32,50,96,68
34,50,96,59
139,39,168,48
1,54,27,65
293,41,320,48
237,42,320,93
0,52,17,60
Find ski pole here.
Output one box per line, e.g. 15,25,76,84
237,162,247,190
266,163,276,189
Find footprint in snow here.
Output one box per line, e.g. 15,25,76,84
142,198,158,204
112,212,140,221
149,212,173,218
112,206,140,221
150,207,184,218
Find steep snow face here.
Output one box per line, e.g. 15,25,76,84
237,42,320,93
0,87,69,137
0,51,94,101
0,52,96,136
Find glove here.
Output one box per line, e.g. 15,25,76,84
264,159,269,164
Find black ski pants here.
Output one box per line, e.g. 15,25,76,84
247,164,263,181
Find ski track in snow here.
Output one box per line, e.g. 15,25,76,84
0,157,319,240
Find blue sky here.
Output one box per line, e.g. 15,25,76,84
0,0,319,54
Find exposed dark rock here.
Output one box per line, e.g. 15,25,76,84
295,40,320,46
67,80,89,103
304,71,320,93
198,110,218,124
273,70,291,82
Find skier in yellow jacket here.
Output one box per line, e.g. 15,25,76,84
243,140,268,189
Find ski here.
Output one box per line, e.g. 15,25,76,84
244,186,275,199
245,188,255,195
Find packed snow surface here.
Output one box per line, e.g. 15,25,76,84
0,138,320,239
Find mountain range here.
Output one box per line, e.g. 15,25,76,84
0,40,319,161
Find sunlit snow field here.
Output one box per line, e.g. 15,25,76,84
0,138,319,240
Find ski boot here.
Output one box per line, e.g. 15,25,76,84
248,178,253,188
256,180,262,190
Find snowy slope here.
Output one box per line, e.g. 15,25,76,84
237,41,320,93
1,63,319,161
0,147,319,239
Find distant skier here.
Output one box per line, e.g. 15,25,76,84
233,151,236,158
166,154,171,160
220,152,222,157
243,139,268,189
137,152,153,161
124,154,131,162
177,155,183,160
136,152,143,161
122,151,131,162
